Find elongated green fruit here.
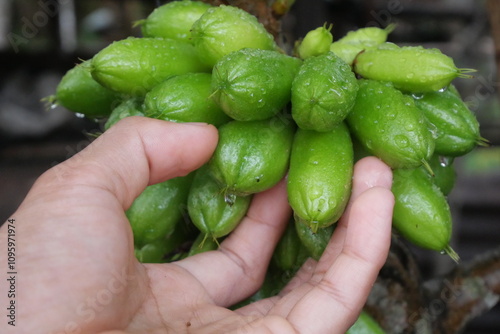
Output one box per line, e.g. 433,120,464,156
338,24,395,46
187,165,252,239
52,60,121,118
144,72,231,127
346,79,435,170
211,48,302,121
347,311,386,334
296,23,333,59
295,219,335,260
412,85,488,156
104,98,144,130
91,37,210,96
291,52,358,132
392,167,459,262
138,0,211,42
209,117,295,203
126,174,193,247
191,5,279,67
273,219,308,271
287,123,353,231
354,46,475,92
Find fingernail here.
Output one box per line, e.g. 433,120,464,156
183,122,211,127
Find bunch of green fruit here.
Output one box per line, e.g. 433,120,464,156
47,1,489,331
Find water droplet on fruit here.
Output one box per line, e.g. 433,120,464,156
395,135,409,148
412,93,424,99
439,156,452,167
438,86,447,93
75,113,85,118
406,72,415,79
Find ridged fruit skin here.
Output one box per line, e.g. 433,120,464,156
346,79,435,169
287,122,353,231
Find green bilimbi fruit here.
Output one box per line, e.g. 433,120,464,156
347,311,386,334
346,79,435,170
412,85,489,156
272,219,310,271
144,72,231,127
126,174,193,247
209,117,295,204
291,52,358,132
51,60,121,118
295,220,335,260
354,46,475,92
287,123,354,232
91,37,210,96
187,165,252,240
211,48,302,121
328,24,395,65
104,98,144,130
296,23,333,59
135,240,169,263
187,232,219,257
428,155,456,196
392,167,459,262
138,0,211,42
190,5,279,67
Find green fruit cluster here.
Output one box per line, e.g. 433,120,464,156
48,0,489,315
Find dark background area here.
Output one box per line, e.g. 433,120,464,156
1,0,499,332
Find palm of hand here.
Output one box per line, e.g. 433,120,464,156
1,118,393,334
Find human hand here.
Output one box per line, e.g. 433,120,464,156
0,117,394,334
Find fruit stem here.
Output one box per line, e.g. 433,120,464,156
444,244,460,263
421,159,435,177
477,136,491,147
457,68,477,79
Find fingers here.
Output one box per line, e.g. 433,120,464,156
25,117,218,210
284,159,394,334
175,178,292,307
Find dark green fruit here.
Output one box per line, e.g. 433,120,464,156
126,174,193,247
392,167,459,261
187,165,252,239
91,37,210,96
209,117,295,204
52,60,121,118
144,72,231,127
191,5,278,67
187,232,219,257
211,48,302,121
346,79,435,170
287,123,353,231
413,85,488,156
138,0,211,42
291,52,358,132
104,98,144,130
295,219,335,260
354,46,475,92
427,155,456,196
272,219,310,271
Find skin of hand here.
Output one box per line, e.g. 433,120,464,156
0,117,394,334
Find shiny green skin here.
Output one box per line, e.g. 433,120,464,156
91,37,210,96
144,73,231,127
191,5,278,67
134,240,169,263
346,79,435,169
413,85,482,156
126,175,193,247
211,48,302,121
297,25,333,59
347,311,386,334
140,1,211,42
187,165,252,239
104,98,144,130
392,167,453,253
291,52,358,132
295,219,335,261
187,232,219,257
428,155,456,196
55,61,121,118
209,118,295,201
354,46,463,93
287,123,353,230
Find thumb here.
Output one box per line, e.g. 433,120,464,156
26,117,219,209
